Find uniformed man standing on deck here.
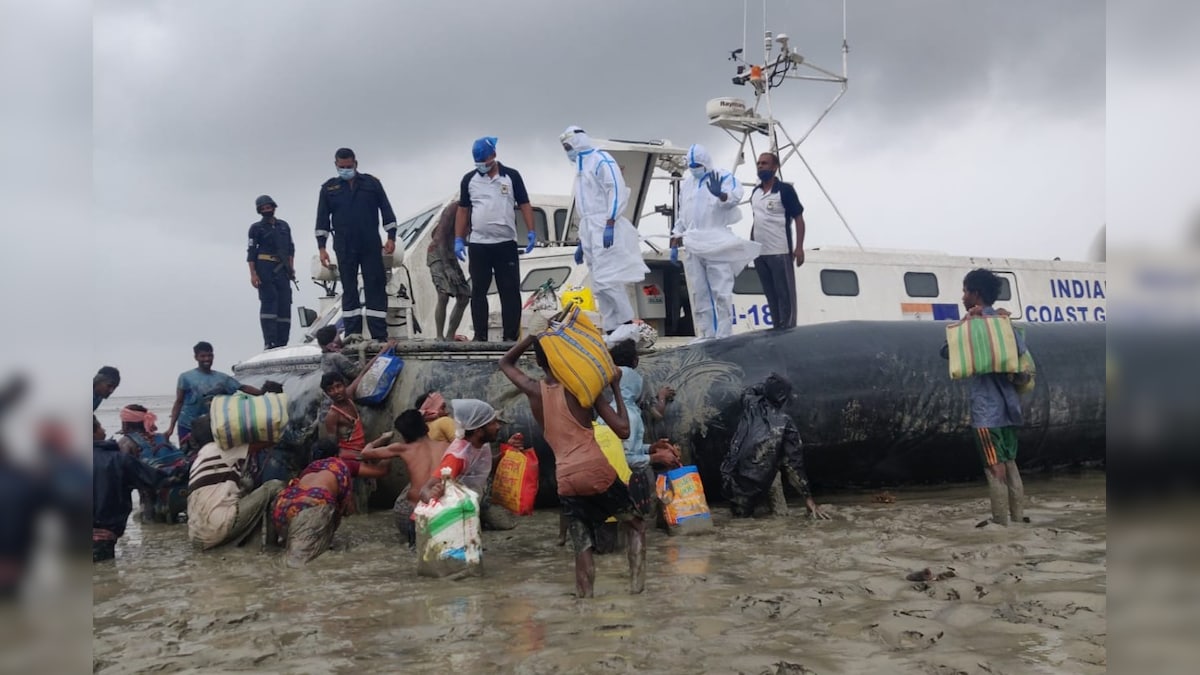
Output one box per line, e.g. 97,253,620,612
247,195,295,349
315,147,398,343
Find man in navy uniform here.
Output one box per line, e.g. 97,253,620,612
315,148,398,342
247,195,295,349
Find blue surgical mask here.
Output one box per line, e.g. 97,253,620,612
475,161,492,174
566,148,579,162
757,169,775,182
337,167,356,180
689,167,706,179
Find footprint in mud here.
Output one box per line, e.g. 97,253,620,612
757,661,815,675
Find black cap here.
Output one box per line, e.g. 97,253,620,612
255,195,277,211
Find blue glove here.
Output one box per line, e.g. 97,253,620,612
574,245,584,265
525,230,537,254
602,224,615,248
454,237,467,261
706,173,724,198
669,246,679,265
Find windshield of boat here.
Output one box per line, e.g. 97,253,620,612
396,206,440,250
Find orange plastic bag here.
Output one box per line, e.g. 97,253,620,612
491,444,539,516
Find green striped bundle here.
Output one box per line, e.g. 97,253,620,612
946,316,1021,380
209,392,289,449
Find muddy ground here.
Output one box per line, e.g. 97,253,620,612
93,471,1105,674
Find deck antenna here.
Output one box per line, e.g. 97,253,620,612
709,0,863,250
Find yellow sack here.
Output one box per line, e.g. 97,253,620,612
209,392,289,450
536,305,616,408
594,422,631,524
560,286,597,312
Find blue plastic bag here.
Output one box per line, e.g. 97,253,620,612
355,347,404,405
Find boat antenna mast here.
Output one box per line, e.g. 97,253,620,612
711,0,862,249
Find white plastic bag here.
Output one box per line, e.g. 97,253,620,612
414,468,483,578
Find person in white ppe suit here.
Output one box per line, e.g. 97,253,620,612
560,126,650,333
671,144,761,340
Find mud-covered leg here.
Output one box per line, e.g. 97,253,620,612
984,464,1010,526
557,512,567,546
575,549,596,598
766,472,788,517
623,518,646,594
1004,460,1025,523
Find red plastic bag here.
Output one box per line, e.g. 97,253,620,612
491,443,539,516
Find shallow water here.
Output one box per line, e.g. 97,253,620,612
93,472,1106,674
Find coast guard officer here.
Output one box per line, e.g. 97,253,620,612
247,195,295,349
315,147,398,343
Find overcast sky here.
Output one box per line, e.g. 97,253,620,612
11,0,1195,400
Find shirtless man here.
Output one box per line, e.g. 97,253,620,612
499,334,646,598
271,439,394,566
359,409,449,548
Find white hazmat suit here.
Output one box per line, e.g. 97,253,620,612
560,126,649,331
673,144,761,340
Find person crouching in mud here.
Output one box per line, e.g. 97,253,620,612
415,399,517,532
271,439,394,566
722,372,830,519
499,334,647,598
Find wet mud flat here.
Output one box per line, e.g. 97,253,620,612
93,472,1105,674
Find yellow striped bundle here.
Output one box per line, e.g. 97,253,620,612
536,305,616,408
209,392,289,449
946,316,1021,380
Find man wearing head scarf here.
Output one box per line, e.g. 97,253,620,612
671,144,761,341
559,126,650,333
416,398,515,530
93,366,121,411
454,136,537,342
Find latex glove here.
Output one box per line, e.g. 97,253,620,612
602,224,615,248
574,245,584,265
669,246,679,265
454,237,467,261
525,230,537,254
705,173,724,198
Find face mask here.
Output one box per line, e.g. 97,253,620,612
260,209,275,219
689,167,706,179
566,148,579,162
475,161,492,174
337,167,356,180
757,169,775,182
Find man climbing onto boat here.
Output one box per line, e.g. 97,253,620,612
315,147,398,343
749,152,806,329
499,334,647,598
247,194,295,349
165,342,275,444
559,126,649,334
672,144,761,341
454,136,537,342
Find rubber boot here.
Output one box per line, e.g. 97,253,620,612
985,470,1009,526
1004,460,1026,523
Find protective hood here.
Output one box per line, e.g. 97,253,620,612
762,372,793,407
451,398,506,434
472,136,498,162
559,126,594,153
686,144,714,171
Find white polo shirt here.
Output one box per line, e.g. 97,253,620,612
458,164,531,245
749,181,804,256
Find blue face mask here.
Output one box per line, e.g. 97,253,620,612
475,161,492,174
689,167,706,179
337,167,356,180
566,148,579,162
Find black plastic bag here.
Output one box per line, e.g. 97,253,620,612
721,373,810,516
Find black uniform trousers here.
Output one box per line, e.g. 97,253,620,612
255,260,293,348
334,233,389,340
468,241,521,342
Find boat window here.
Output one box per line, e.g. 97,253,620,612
526,207,549,243
820,269,859,297
396,206,440,249
733,267,764,295
998,276,1012,301
904,272,939,298
553,209,568,241
520,267,572,292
